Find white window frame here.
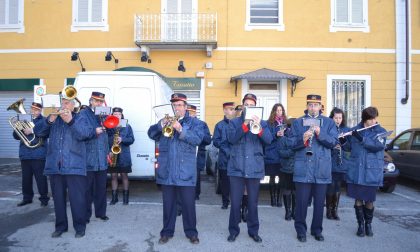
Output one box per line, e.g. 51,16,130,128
0,0,24,33
245,0,284,31
71,0,109,32
327,74,371,127
330,0,369,33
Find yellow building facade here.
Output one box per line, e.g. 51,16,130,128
0,0,418,156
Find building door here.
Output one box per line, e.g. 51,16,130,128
247,82,282,120
161,0,198,41
0,91,34,158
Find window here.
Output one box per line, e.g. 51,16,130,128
0,0,24,33
246,0,284,31
330,0,369,32
327,75,371,128
393,132,412,151
411,132,420,151
71,0,108,32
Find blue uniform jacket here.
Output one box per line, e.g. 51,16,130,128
197,121,211,171
226,115,273,179
212,117,231,170
264,122,284,165
147,114,205,186
278,128,295,174
81,108,109,171
332,126,351,173
34,112,94,176
107,125,135,168
290,112,338,184
345,123,386,187
13,114,48,160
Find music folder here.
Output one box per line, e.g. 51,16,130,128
41,94,61,109
244,107,264,120
94,106,112,116
119,119,128,128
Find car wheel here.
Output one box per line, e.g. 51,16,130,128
215,168,221,194
380,184,396,193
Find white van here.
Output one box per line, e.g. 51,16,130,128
73,71,173,179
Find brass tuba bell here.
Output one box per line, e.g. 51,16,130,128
7,98,43,148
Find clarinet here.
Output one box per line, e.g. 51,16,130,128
336,126,343,166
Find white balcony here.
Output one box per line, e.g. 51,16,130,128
134,13,217,56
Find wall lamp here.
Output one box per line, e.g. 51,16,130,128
105,51,119,64
71,52,86,72
178,61,186,72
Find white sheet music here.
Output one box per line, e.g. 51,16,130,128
153,104,174,119
244,107,264,120
41,94,61,109
119,119,128,127
94,106,112,116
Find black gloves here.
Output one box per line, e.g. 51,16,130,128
352,130,363,142
339,137,347,145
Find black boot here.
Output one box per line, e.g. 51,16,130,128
363,206,374,237
110,190,118,205
332,193,341,220
291,193,296,220
354,205,365,237
283,194,292,221
123,190,129,205
269,180,275,207
326,194,334,219
241,195,248,223
276,185,282,207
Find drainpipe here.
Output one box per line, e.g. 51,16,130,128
401,0,409,104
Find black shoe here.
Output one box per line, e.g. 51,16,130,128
75,230,85,238
158,236,171,244
17,200,32,207
51,230,67,238
97,216,109,221
249,234,262,243
311,233,324,241
221,204,228,209
188,236,200,244
40,202,48,207
227,234,237,242
297,234,306,242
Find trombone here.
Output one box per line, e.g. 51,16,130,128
7,98,43,148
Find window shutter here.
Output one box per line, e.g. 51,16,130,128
91,0,102,23
0,0,6,25
77,0,89,23
336,0,348,23
351,0,363,24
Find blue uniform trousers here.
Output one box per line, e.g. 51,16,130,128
86,170,108,220
294,182,327,236
21,159,49,204
50,174,87,233
219,169,230,206
161,185,197,238
229,176,260,236
195,168,201,198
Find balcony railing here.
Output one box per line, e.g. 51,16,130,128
135,13,217,45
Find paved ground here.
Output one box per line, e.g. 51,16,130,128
0,159,419,252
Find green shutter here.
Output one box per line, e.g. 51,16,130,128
0,79,40,91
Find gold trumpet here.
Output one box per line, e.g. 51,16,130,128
49,85,82,115
7,98,43,148
162,114,179,137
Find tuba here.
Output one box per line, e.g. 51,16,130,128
7,98,43,148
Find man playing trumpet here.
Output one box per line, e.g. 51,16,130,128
289,94,338,242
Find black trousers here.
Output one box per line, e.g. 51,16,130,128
161,185,197,238
229,176,260,236
195,168,201,198
294,182,328,236
50,174,87,233
21,159,49,203
86,170,108,220
219,169,230,205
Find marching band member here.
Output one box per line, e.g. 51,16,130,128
81,92,110,222
290,94,338,242
147,93,205,245
326,107,350,220
344,107,387,237
213,102,236,209
226,93,272,243
34,97,94,238
278,118,296,221
265,103,287,207
13,102,49,207
108,107,135,205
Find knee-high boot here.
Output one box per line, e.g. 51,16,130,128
326,194,334,219
110,190,118,205
283,194,292,221
354,205,365,237
269,178,275,207
332,192,341,220
123,190,129,205
276,183,282,207
363,206,374,237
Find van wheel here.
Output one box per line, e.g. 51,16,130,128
380,184,396,193
215,168,221,194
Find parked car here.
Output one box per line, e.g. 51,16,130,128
386,128,420,182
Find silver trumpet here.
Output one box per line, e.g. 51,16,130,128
7,98,43,148
250,120,261,134
305,125,316,156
